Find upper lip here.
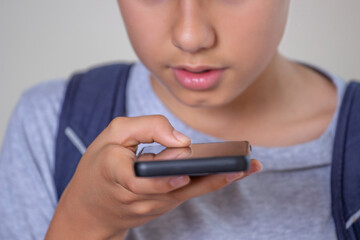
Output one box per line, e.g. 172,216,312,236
172,65,224,73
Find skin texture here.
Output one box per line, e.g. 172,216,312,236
118,0,337,146
119,0,290,107
45,116,261,240
46,0,337,239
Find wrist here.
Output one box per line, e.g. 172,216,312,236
45,188,128,240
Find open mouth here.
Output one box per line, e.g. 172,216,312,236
181,68,213,74
172,68,225,91
193,69,212,73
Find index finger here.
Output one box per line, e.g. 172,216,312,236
90,115,191,153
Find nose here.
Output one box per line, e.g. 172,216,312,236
171,1,216,53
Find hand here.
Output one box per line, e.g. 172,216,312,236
45,115,262,240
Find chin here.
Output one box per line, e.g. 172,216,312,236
176,94,232,108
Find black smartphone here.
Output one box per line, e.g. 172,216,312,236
134,141,251,177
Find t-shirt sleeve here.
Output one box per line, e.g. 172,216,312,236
0,80,67,240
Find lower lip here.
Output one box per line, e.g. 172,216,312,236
172,68,224,91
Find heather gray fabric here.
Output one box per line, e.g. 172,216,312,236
0,80,65,239
0,62,346,239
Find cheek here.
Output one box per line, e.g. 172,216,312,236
119,0,289,107
119,2,169,68
217,2,289,86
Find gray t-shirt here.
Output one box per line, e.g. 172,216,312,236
0,62,346,239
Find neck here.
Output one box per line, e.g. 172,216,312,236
150,53,334,144
153,53,295,118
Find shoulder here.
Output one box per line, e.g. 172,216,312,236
0,79,68,238
20,79,67,113
16,78,68,142
1,78,68,195
13,79,68,132
3,79,68,158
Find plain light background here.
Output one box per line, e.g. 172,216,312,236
1,0,360,146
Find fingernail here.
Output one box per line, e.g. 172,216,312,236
248,163,263,174
169,176,189,188
173,130,190,144
226,172,245,182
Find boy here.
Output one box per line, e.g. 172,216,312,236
0,0,348,239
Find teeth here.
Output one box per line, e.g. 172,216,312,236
181,68,212,73
191,69,211,73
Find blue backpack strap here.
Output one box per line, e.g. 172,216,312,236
332,81,360,240
54,63,133,200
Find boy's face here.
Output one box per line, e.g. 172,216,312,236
118,0,290,107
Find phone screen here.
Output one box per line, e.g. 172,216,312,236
137,141,250,161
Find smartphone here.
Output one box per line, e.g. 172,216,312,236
134,141,251,177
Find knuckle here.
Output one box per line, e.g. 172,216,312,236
100,145,129,167
153,114,167,121
123,179,142,195
96,145,120,173
153,117,173,133
131,202,156,217
99,144,134,183
101,144,120,159
149,115,169,126
102,143,134,160
114,188,137,205
108,117,128,132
